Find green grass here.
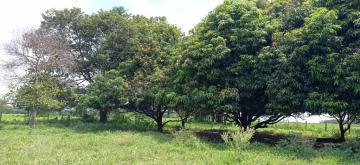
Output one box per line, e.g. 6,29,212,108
264,122,360,140
0,114,360,165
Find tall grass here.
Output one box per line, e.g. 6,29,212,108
1,114,360,164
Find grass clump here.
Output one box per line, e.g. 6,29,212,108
174,129,205,149
221,128,255,149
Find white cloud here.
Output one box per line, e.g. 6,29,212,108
0,0,91,95
119,0,223,33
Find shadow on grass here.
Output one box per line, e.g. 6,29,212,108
2,117,360,164
245,141,360,164
33,118,179,144
42,118,154,132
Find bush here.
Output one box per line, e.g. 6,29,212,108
221,129,255,149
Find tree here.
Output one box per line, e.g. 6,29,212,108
174,0,290,130
275,1,360,141
170,89,198,128
167,39,219,127
14,77,64,125
4,29,72,128
80,70,128,123
118,16,181,132
40,7,132,83
133,73,176,132
333,50,360,141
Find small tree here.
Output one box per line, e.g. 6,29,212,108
80,70,128,123
172,94,196,128
4,29,72,128
134,88,175,132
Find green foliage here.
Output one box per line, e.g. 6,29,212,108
14,76,66,113
270,0,360,140
40,7,131,82
81,70,128,111
115,16,181,131
173,0,295,129
80,70,128,123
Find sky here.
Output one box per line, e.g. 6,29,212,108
0,0,224,95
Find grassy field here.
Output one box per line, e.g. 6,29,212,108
1,114,360,165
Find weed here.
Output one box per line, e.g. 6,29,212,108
221,128,255,149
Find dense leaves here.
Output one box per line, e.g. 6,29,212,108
80,70,128,123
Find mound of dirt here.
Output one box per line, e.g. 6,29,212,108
194,129,226,143
193,130,288,145
315,138,344,143
251,132,288,145
313,138,344,148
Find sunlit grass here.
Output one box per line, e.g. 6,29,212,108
0,114,360,165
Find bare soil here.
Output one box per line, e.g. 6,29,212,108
193,129,288,145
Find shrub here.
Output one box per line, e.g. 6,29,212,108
221,129,255,149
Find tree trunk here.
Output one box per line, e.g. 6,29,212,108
234,117,251,131
181,119,186,128
99,110,108,123
30,110,37,128
211,111,216,123
338,122,346,142
156,118,164,132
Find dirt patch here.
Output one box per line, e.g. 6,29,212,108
194,129,226,143
160,130,175,135
251,132,288,145
193,130,288,145
313,138,344,148
315,138,344,143
191,129,350,149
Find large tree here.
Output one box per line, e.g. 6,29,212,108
119,16,181,132
40,7,132,83
174,0,291,130
275,1,360,141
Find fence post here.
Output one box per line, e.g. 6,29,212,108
305,121,307,130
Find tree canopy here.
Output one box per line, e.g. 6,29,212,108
4,0,360,140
